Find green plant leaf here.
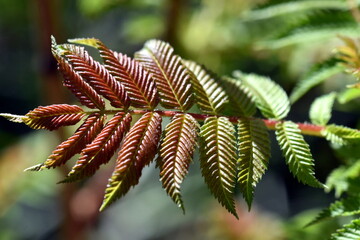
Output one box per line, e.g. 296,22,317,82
331,218,360,240
309,92,337,126
199,116,238,218
234,71,290,120
158,114,199,211
306,195,360,227
184,60,228,115
135,40,194,111
290,59,344,103
219,77,257,117
237,118,270,209
338,88,360,104
323,124,360,145
276,121,323,188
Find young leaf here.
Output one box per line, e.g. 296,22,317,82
23,104,85,130
330,219,360,240
55,55,106,110
234,71,290,120
61,113,132,182
290,59,344,103
323,124,360,145
59,44,130,109
69,38,160,109
101,112,162,211
219,77,257,117
158,114,199,211
276,121,324,188
135,40,194,111
26,113,105,171
306,195,360,227
199,117,238,218
184,61,228,115
309,92,337,126
237,118,270,209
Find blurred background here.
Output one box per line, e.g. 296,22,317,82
0,0,359,239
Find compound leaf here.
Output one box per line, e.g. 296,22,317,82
158,114,199,211
199,117,238,218
276,121,323,188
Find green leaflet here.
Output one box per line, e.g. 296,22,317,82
158,114,199,211
290,59,344,103
234,71,290,120
237,118,270,209
306,195,360,227
276,121,323,188
331,219,360,240
338,88,360,104
323,124,360,146
184,60,228,115
219,77,257,117
309,92,337,126
199,117,238,218
326,161,360,197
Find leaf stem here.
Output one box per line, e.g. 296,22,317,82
86,109,326,137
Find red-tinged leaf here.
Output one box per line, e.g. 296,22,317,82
69,38,159,109
61,113,132,182
100,112,162,211
25,113,105,171
24,104,85,130
57,57,106,110
135,40,194,111
62,44,130,109
158,114,199,211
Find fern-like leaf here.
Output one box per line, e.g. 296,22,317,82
276,121,323,188
184,61,228,114
135,40,194,111
23,104,85,130
101,112,162,211
290,59,344,103
323,124,360,145
234,71,290,120
158,114,199,211
61,113,132,182
26,113,105,171
57,44,130,109
219,77,257,117
331,219,360,240
237,118,270,209
69,38,160,109
55,55,106,110
199,116,238,218
306,195,360,227
309,92,337,126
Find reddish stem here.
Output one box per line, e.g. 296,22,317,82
101,109,326,137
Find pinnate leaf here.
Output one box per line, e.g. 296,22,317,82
61,113,132,182
70,38,159,109
237,118,270,209
234,71,290,120
199,117,238,218
135,40,194,111
276,121,323,188
26,113,105,171
23,104,85,130
309,92,337,126
331,219,360,240
59,44,130,109
184,61,228,114
158,114,199,211
323,124,360,145
101,112,162,211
